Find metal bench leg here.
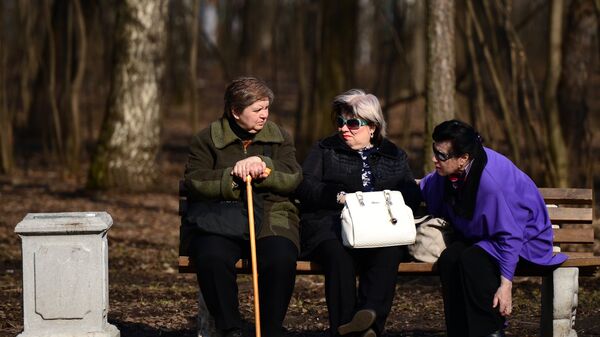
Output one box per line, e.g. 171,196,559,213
197,291,219,337
541,267,579,337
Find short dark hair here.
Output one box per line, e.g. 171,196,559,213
223,77,274,118
432,119,483,157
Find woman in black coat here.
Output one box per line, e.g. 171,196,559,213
295,89,422,337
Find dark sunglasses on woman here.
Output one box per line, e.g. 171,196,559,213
336,116,369,130
432,144,455,162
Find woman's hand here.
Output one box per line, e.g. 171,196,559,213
493,276,513,317
231,156,267,182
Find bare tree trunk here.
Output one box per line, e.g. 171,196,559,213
43,0,64,162
558,0,597,186
467,1,520,165
189,0,200,131
411,0,426,96
465,11,490,139
17,0,42,129
218,0,242,79
314,0,358,140
66,0,86,173
544,0,568,187
0,0,13,174
292,0,313,160
239,0,277,75
425,0,455,174
269,2,281,90
88,0,168,190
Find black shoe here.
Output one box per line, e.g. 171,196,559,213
483,330,505,337
361,328,376,337
337,309,377,335
222,328,242,337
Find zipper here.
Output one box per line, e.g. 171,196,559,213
242,140,252,155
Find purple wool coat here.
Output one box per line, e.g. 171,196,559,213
420,147,567,280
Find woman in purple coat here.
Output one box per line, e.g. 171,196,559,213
419,120,567,337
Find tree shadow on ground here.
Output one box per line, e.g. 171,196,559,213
111,319,197,337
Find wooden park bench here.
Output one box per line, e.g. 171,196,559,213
177,181,600,337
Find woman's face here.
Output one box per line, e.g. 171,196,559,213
432,141,469,176
233,98,269,133
337,113,375,150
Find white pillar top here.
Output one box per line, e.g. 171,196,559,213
15,212,113,235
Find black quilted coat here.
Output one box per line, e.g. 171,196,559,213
295,134,422,256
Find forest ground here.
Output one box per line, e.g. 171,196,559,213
1,109,599,337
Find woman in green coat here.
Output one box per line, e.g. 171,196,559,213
184,77,302,337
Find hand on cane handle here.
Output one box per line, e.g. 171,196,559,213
252,167,272,181
231,160,271,182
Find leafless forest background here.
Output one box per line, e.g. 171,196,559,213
0,0,597,189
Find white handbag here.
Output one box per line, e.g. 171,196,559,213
340,190,416,248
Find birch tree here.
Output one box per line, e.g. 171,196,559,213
88,0,168,190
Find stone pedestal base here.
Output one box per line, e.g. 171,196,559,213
17,323,120,337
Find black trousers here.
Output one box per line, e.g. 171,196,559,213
310,239,403,337
438,241,506,337
190,234,298,337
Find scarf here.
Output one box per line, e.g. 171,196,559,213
443,145,487,220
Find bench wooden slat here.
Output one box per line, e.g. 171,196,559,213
553,228,595,244
179,254,600,276
561,251,594,258
539,188,593,205
547,207,593,223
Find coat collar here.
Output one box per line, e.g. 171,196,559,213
319,133,399,158
443,144,487,220
210,118,284,149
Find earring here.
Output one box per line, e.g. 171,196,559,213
370,132,374,138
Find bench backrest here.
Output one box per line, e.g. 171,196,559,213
540,188,594,256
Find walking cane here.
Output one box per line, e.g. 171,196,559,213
246,174,261,337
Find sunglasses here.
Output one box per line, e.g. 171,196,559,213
336,116,369,130
432,144,455,162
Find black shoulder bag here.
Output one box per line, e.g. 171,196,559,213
184,186,264,241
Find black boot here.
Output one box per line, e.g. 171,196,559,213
360,328,376,337
222,328,243,337
483,330,505,337
337,309,377,335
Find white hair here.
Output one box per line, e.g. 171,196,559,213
332,89,387,139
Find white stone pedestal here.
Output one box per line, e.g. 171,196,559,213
15,212,120,337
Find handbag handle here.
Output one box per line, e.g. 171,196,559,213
384,190,398,224
356,191,364,206
355,191,398,225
